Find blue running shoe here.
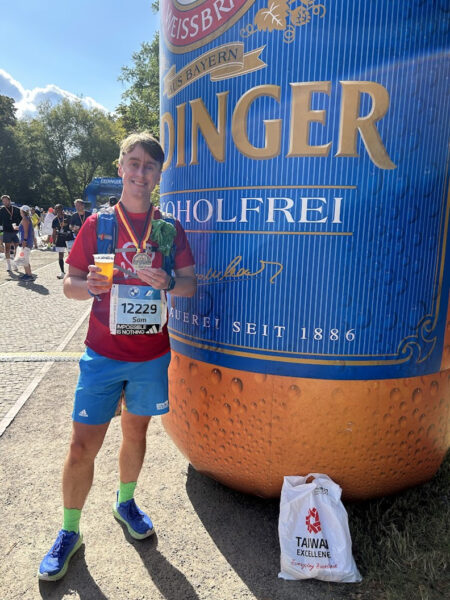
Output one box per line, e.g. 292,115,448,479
112,493,154,539
38,529,83,581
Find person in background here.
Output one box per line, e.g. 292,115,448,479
109,196,118,207
70,199,91,238
68,199,91,254
30,207,40,249
41,207,55,249
52,205,73,279
0,222,4,255
17,205,35,281
0,194,21,273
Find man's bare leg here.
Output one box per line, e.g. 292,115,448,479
38,421,110,581
119,411,151,483
113,411,153,539
63,421,110,509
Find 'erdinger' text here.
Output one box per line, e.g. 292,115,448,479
161,81,396,170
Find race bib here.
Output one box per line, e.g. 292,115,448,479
109,284,167,335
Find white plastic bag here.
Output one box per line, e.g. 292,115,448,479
278,473,362,583
14,246,30,267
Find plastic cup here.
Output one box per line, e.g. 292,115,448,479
93,253,115,283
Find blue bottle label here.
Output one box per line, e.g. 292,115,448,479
160,1,450,380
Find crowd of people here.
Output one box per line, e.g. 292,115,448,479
0,195,117,281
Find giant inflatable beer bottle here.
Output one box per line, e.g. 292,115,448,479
159,0,450,499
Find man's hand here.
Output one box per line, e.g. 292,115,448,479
86,265,113,295
136,267,170,290
137,265,196,297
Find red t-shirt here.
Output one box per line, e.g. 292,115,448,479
67,208,195,362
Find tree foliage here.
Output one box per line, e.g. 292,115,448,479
0,93,34,204
0,95,17,128
0,95,24,199
117,34,160,136
35,99,122,202
0,95,124,208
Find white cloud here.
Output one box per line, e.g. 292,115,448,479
0,69,25,102
0,69,110,118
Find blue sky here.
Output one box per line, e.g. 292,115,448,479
0,0,159,117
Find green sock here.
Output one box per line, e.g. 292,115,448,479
63,507,81,533
118,481,137,504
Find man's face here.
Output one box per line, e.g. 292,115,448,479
2,196,11,208
75,201,84,213
118,145,161,201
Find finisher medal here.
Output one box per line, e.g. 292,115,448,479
115,202,155,271
132,252,153,270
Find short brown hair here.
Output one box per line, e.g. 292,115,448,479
119,132,164,167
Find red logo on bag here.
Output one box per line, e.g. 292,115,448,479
305,508,321,534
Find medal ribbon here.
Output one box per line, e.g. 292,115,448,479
116,203,154,253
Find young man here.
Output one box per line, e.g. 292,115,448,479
38,132,196,581
52,205,73,278
0,194,21,272
69,199,91,238
68,199,91,254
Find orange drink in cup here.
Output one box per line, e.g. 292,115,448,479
93,254,115,284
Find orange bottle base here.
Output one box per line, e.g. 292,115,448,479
163,352,450,500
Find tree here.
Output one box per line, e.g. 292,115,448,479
0,95,42,204
16,117,70,207
117,34,160,135
35,99,123,203
0,95,22,198
0,95,17,129
1,95,125,208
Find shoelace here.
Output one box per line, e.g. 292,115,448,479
50,532,74,557
126,500,143,521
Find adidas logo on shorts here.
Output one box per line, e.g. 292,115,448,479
78,409,89,417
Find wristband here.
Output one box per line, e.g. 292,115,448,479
88,289,101,302
164,276,176,291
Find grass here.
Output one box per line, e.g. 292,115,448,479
345,450,449,600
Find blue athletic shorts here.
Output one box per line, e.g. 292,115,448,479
72,347,171,425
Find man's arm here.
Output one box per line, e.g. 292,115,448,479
64,264,112,300
21,220,30,247
172,265,197,297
